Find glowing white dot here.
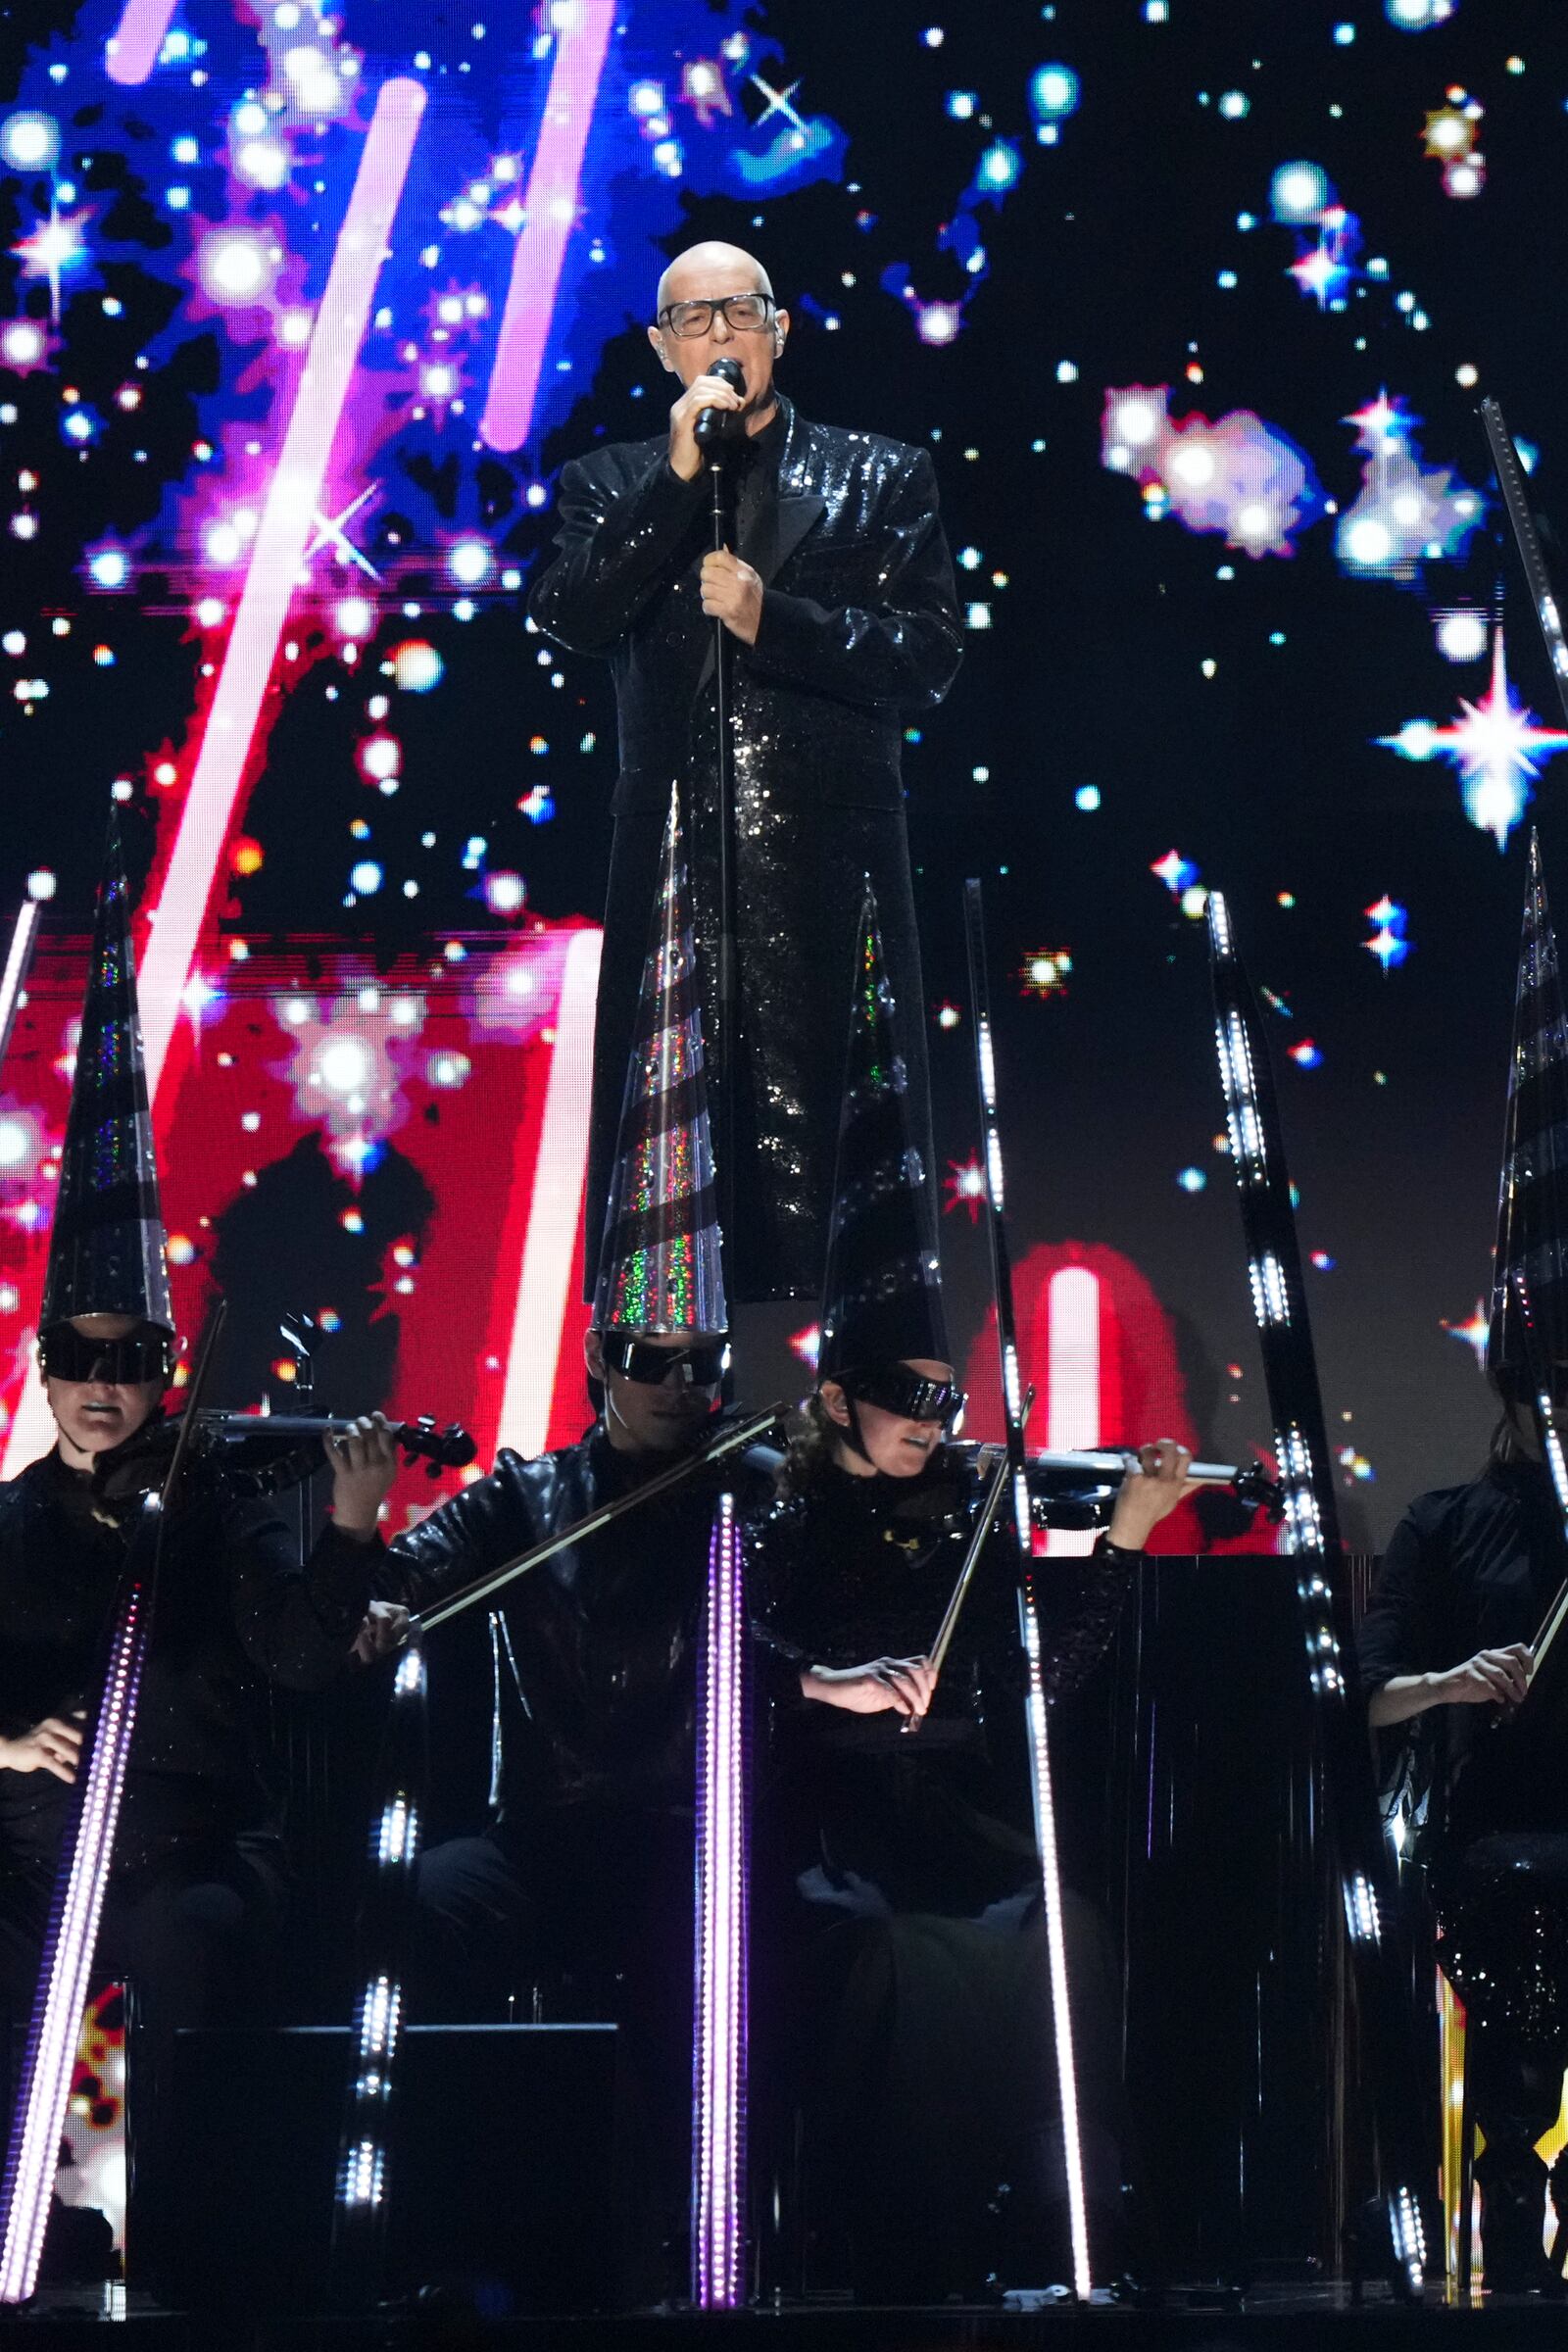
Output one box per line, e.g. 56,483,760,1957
233,101,268,135
205,520,243,564
350,859,382,895
1,321,45,368
1347,516,1394,565
361,733,400,781
1437,612,1488,662
200,229,274,306
88,548,128,588
236,137,288,189
1170,441,1216,487
319,1038,370,1093
1116,399,1158,445
0,1117,30,1169
0,113,59,171
336,597,373,638
448,539,492,586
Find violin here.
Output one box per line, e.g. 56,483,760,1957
92,1409,476,1507
882,1443,1283,1545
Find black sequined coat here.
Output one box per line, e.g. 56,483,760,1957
528,398,963,1300
0,1449,375,1876
753,1449,1132,1919
388,1415,783,1832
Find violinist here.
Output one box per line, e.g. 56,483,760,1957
0,837,399,2279
750,893,1195,2299
384,801,779,2295
1359,845,1568,2296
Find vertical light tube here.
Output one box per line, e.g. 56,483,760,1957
1044,1266,1101,1563
691,1494,748,2309
0,900,40,1065
963,879,1093,2301
104,0,178,85
332,1639,425,2294
0,1516,156,2304
138,76,427,1100
494,928,603,1457
479,0,618,453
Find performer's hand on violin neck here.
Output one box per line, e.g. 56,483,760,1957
0,1713,84,1786
1105,1439,1198,1550
328,1412,400,1541
1367,1642,1533,1727
802,1655,937,1722
668,371,746,480
700,547,763,646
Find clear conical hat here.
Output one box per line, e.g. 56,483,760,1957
816,882,948,1381
592,784,727,1335
39,815,172,1338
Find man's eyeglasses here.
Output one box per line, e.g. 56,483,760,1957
657,292,775,340
601,1333,730,1389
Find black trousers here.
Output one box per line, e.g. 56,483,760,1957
412,1812,696,2301
0,1838,286,2283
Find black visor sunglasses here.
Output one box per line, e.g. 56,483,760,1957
837,1365,967,1428
39,1324,173,1385
602,1334,729,1390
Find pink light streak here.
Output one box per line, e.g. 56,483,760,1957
0,1524,154,2302
1044,1266,1100,1563
692,1493,747,2310
479,0,617,454
0,901,40,1065
104,0,178,88
495,927,602,1458
139,75,427,1101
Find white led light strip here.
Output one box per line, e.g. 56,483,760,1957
0,1567,150,2301
692,1494,747,2308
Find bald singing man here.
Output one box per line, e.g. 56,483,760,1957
529,242,962,1302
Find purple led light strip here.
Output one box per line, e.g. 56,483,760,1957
691,1493,747,2308
478,0,617,454
0,1555,152,2302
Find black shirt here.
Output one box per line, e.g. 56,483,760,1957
0,1448,376,1873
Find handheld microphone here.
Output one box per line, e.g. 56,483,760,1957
694,356,746,452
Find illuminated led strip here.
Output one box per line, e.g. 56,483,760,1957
1206,889,1427,2297
333,1641,424,2279
104,0,178,85
1044,1267,1100,1562
0,900,40,1064
479,0,617,453
964,879,1092,2303
494,926,603,1458
138,75,427,1100
0,1538,153,2302
691,1494,747,2309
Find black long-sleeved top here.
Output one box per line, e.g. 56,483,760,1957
752,1450,1132,1918
0,1448,376,1874
1359,1458,1568,1842
389,1416,781,1828
527,398,961,1301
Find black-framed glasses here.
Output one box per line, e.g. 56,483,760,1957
39,1323,173,1385
657,292,774,339
836,1365,967,1429
601,1333,730,1390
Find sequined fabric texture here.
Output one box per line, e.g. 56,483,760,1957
530,398,962,1301
40,825,172,1335
593,787,726,1335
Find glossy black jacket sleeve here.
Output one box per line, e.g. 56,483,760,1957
1357,1504,1436,1693
744,451,962,712
528,448,705,656
383,1453,544,1614
224,1503,380,1691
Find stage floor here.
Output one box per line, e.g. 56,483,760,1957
10,2282,1568,2347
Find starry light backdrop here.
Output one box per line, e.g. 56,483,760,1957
0,0,1565,1540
